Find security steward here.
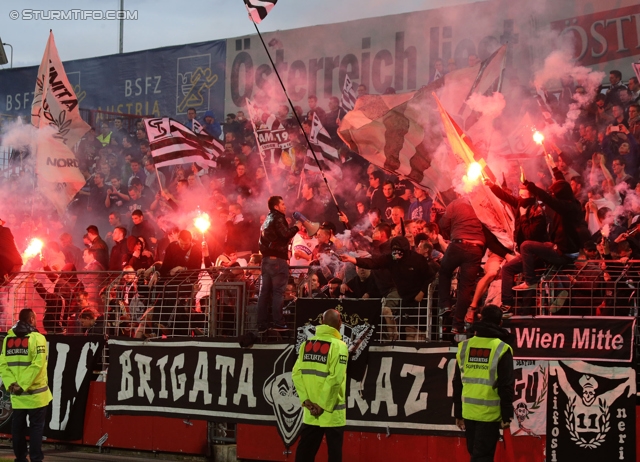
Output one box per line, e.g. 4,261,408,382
292,309,348,462
0,308,52,462
452,305,515,462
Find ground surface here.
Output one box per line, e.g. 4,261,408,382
0,444,207,461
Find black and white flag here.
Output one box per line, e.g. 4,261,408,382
245,99,293,170
547,361,635,462
244,0,277,24
340,75,358,112
305,112,341,178
144,117,223,169
192,118,205,135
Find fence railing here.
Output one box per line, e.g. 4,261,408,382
3,260,640,347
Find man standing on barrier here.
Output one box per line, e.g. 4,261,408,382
292,309,348,462
0,308,53,462
453,305,514,462
257,196,299,332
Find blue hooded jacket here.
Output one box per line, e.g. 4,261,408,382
202,110,222,139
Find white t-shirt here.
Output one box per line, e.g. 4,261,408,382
289,233,318,272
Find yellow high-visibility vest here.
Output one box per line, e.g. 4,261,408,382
456,336,511,422
0,328,52,409
292,324,348,427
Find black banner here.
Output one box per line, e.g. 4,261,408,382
295,298,381,381
504,317,635,362
106,339,458,447
0,335,104,440
547,361,636,461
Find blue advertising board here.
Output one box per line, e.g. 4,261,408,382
0,40,226,125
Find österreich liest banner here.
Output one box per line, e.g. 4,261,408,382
105,339,458,447
0,335,104,440
504,317,635,362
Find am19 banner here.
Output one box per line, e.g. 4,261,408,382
105,339,458,447
0,335,104,440
547,361,636,462
504,316,635,362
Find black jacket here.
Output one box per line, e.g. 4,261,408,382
109,240,130,271
489,185,548,249
90,236,110,271
259,210,298,260
452,321,515,423
355,236,435,303
524,178,587,254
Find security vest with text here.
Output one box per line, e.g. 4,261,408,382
291,324,348,427
456,336,512,422
0,325,52,409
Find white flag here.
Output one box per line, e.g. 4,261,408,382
31,31,90,148
31,31,89,214
35,128,87,217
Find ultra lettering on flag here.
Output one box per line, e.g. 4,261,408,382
244,0,277,23
340,75,358,112
31,31,90,148
144,118,222,169
31,31,89,215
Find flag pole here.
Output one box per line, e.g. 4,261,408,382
245,102,273,194
248,18,343,217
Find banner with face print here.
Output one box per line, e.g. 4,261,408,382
510,360,548,437
547,361,636,462
105,339,460,448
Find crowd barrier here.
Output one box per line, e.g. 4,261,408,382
0,262,639,460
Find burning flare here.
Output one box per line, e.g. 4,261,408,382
462,162,484,192
194,213,211,235
466,162,483,181
22,238,44,261
533,131,545,145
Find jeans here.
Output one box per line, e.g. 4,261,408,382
465,419,500,462
501,255,523,307
257,257,289,327
438,242,484,330
520,241,571,284
12,406,47,462
295,424,343,462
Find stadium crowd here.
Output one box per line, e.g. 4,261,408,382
1,68,640,339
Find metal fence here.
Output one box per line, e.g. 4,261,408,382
3,260,640,348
